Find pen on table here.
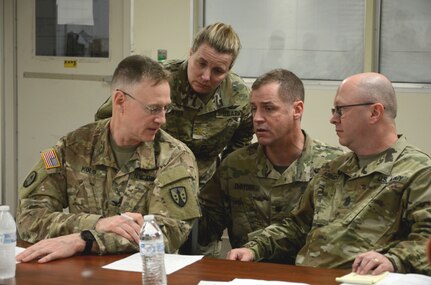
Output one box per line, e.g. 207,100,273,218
120,213,135,222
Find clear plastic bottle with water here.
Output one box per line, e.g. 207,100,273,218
0,205,17,279
139,214,166,285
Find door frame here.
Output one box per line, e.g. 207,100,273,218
1,0,18,210
1,0,132,214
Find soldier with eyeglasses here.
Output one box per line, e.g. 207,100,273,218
228,72,431,276
16,55,201,263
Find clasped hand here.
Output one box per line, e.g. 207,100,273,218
352,251,394,275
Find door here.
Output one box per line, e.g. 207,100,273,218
16,0,131,197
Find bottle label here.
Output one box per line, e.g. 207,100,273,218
0,232,16,245
140,240,164,256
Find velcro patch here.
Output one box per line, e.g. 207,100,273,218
169,186,187,207
23,171,37,188
41,148,61,170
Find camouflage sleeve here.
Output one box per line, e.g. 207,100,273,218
384,168,431,274
197,166,228,247
244,182,314,261
94,96,113,120
92,231,137,255
222,84,253,159
149,146,201,253
16,145,102,243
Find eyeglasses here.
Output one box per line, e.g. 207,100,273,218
117,89,172,115
331,102,375,117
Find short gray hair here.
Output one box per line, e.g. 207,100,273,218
111,55,170,91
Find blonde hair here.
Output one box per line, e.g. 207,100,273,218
191,22,241,68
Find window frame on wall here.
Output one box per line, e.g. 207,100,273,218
199,0,431,89
35,0,109,58
376,0,431,85
202,0,365,81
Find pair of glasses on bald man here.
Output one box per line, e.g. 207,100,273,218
117,89,173,115
331,102,378,117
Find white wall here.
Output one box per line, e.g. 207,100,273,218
132,0,193,60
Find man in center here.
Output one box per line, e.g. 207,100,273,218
198,69,343,261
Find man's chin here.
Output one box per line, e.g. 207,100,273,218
256,137,271,146
141,131,158,142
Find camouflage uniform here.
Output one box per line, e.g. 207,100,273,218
199,131,343,262
95,59,253,187
244,136,431,274
16,119,201,254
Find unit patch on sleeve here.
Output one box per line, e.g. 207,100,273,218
23,171,37,188
41,148,61,170
169,186,187,207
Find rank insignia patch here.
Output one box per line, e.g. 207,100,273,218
169,186,187,207
41,148,61,170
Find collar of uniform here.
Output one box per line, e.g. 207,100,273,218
90,119,158,170
161,59,189,109
286,130,315,182
338,135,408,178
120,132,160,172
176,59,190,98
91,119,118,168
134,135,158,170
255,130,314,183
166,59,193,103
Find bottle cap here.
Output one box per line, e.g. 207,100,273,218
144,214,155,221
0,205,10,211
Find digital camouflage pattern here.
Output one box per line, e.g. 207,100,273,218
244,136,431,274
17,119,201,254
95,59,253,187
198,131,344,262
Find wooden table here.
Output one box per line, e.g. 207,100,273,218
5,252,350,285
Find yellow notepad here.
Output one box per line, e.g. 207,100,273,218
335,272,389,284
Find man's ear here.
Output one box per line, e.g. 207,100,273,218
370,103,385,123
293,100,304,120
113,90,126,113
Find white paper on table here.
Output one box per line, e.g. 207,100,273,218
15,246,25,264
102,253,203,274
199,279,309,285
231,279,309,285
341,272,431,285
198,280,232,285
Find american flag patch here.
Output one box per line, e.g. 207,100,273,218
41,148,61,169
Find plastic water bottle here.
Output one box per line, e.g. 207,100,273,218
0,205,17,279
139,214,166,285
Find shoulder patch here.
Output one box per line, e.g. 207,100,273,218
23,171,37,188
169,186,187,207
41,148,61,170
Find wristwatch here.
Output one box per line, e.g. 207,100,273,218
80,230,96,255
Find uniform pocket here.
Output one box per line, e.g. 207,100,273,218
341,184,403,245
